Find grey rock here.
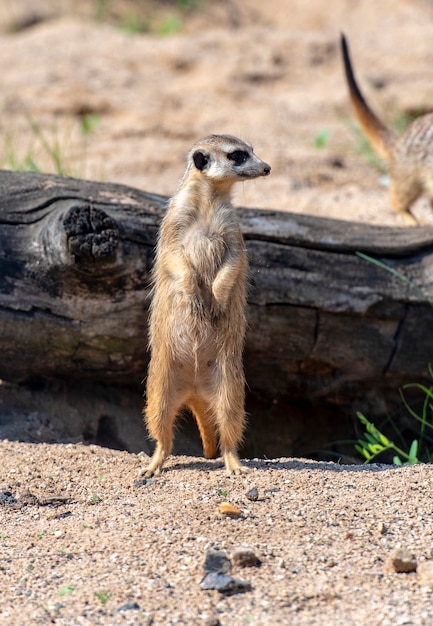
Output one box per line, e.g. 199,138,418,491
117,602,140,612
200,572,251,594
203,549,232,574
133,478,155,489
245,487,259,501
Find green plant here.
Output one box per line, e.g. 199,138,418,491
345,119,386,172
58,585,74,596
314,129,330,149
392,108,427,135
156,14,182,35
36,531,45,539
95,590,112,604
355,412,420,465
121,13,149,34
217,488,229,497
1,103,101,177
79,113,101,136
354,253,433,464
355,251,430,302
95,0,112,21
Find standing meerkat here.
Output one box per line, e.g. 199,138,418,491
341,33,433,225
144,134,271,476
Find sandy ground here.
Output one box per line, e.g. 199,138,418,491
2,0,433,624
2,441,433,626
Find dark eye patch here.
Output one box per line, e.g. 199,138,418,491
227,150,249,166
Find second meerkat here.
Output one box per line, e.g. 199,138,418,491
341,33,433,225
144,134,271,476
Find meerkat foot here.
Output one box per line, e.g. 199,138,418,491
223,450,248,476
142,446,168,477
401,211,418,226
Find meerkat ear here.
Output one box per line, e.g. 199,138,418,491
193,150,209,171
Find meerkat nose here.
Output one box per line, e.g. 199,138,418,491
263,164,271,175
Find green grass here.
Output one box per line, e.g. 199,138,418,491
354,252,433,465
0,106,101,177
58,585,74,597
345,118,386,172
314,129,330,149
92,0,205,35
95,590,112,604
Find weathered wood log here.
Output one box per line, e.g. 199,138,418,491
1,169,433,457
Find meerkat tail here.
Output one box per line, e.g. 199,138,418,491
341,33,394,161
187,398,217,459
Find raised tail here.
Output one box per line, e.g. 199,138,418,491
341,33,394,161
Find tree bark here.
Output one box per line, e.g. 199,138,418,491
1,170,433,456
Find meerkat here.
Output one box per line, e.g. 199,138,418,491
341,33,433,225
143,134,271,477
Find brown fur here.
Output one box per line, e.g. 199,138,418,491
341,34,433,225
144,134,271,476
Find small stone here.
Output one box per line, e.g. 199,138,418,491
200,572,251,594
389,548,417,573
117,602,140,612
133,478,155,489
203,549,232,574
219,502,242,517
18,491,39,506
378,522,387,535
0,491,17,506
231,547,261,568
204,619,221,626
417,561,433,587
245,488,259,501
54,529,63,539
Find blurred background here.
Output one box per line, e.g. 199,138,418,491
1,0,433,224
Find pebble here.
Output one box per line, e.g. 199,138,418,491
117,602,140,612
389,548,417,573
231,547,261,568
0,491,17,506
245,487,259,501
133,478,155,489
203,549,231,574
417,561,433,587
219,502,242,517
200,572,251,594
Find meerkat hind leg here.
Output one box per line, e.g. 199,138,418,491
143,442,170,477
216,404,248,475
390,182,419,225
222,449,248,476
143,380,182,477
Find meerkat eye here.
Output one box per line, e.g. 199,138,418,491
227,150,249,166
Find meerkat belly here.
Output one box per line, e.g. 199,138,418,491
183,225,226,281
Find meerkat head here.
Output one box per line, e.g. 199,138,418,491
188,134,271,184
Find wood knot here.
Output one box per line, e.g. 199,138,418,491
63,204,119,267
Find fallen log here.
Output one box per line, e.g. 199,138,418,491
1,170,433,458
